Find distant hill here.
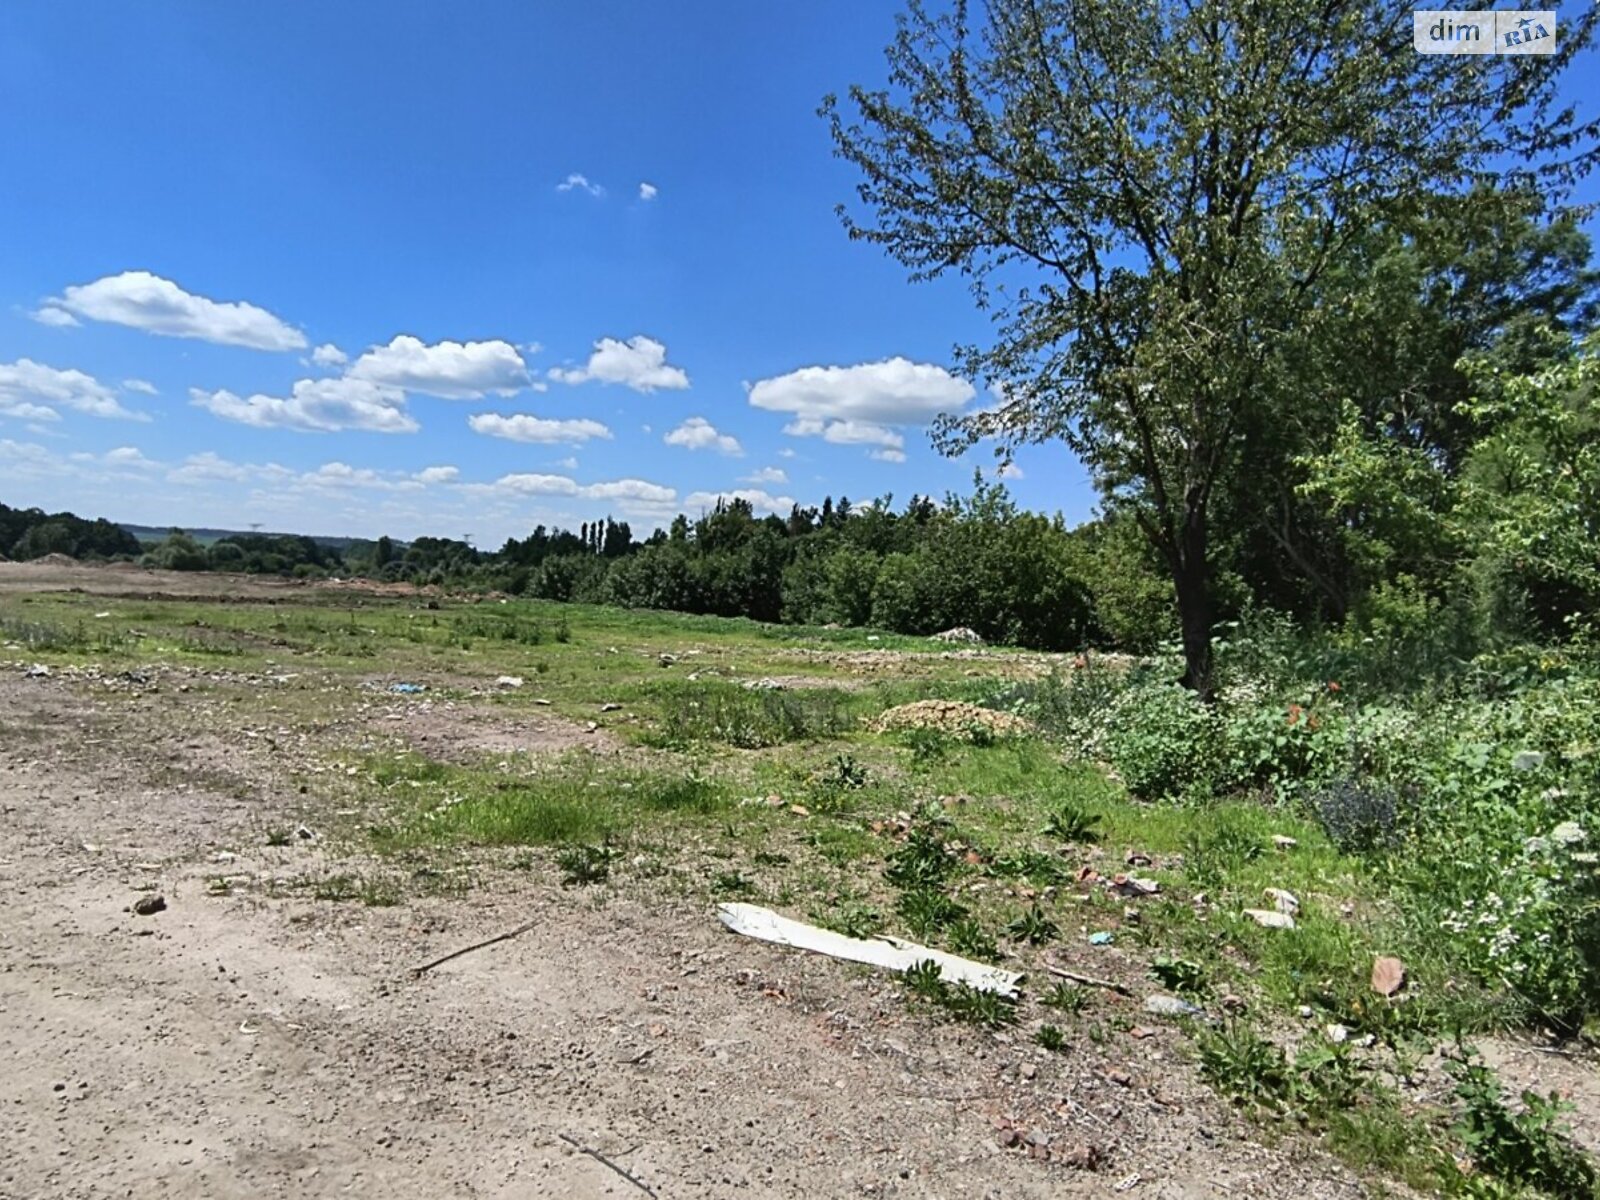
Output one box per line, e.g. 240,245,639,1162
118,523,372,550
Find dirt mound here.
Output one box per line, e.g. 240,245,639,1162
930,626,984,644
871,699,1030,738
26,552,78,567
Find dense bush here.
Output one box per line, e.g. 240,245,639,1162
1009,634,1600,1027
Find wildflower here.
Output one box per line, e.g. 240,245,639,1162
1550,821,1586,846
1327,681,1341,693
1287,703,1304,726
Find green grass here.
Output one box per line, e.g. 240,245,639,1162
4,580,1578,1198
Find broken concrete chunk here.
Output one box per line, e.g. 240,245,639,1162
1143,993,1202,1017
1371,955,1407,997
1243,908,1296,930
1263,887,1300,916
717,902,1022,998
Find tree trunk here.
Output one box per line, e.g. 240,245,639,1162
1172,506,1215,699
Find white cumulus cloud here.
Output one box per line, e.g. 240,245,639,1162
122,379,158,395
749,357,973,426
784,416,904,450
549,335,689,393
311,343,348,367
583,478,676,504
102,446,159,468
0,358,149,421
664,417,742,456
30,305,79,328
998,462,1024,480
741,466,788,485
349,335,529,399
870,448,908,463
35,270,306,351
167,451,294,486
467,412,613,444
639,182,658,201
557,173,605,197
190,377,417,434
416,465,459,484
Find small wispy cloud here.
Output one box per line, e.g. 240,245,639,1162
639,182,658,201
556,173,605,198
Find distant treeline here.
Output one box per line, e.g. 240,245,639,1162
0,487,1172,651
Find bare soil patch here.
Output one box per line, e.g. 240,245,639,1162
0,668,1381,1199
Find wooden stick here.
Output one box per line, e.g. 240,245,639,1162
558,1133,658,1198
411,920,537,975
1045,964,1134,996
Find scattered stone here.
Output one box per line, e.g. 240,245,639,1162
869,700,1029,739
295,824,317,841
1122,906,1141,925
1123,850,1153,867
1220,994,1247,1012
930,626,984,644
1263,887,1300,916
658,654,676,667
1371,955,1407,997
24,663,51,678
1109,874,1160,898
1298,1005,1314,1019
1143,994,1202,1017
1057,1142,1105,1171
494,675,524,688
1271,834,1299,850
1105,1068,1132,1087
1512,750,1547,772
1019,1062,1037,1080
1325,1023,1349,1044
1243,908,1295,930
743,678,784,691
585,721,599,733
1088,931,1114,946
131,895,166,916
389,682,426,694
599,702,623,712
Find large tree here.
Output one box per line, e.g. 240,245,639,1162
826,0,1598,693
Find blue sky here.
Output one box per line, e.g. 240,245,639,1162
2,6,1595,546
0,1,1078,543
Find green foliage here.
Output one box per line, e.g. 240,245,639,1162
1195,1022,1290,1113
555,843,613,887
1150,957,1208,996
814,900,883,940
0,502,141,561
1005,904,1058,946
1035,1024,1067,1052
1041,982,1090,1015
645,682,852,749
883,818,956,890
895,886,967,939
1042,799,1101,844
946,917,999,962
1448,1052,1599,1198
1104,682,1217,801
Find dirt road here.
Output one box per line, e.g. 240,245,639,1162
0,666,1367,1200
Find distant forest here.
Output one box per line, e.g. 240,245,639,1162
0,487,1157,651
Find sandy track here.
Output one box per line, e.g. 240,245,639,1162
0,673,1364,1199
